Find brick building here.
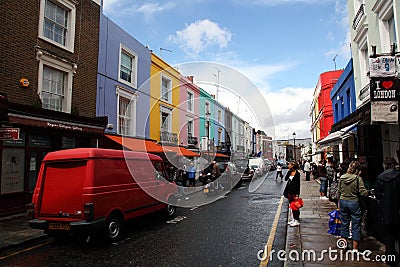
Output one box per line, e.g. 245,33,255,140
0,0,106,216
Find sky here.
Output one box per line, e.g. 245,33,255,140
102,0,351,140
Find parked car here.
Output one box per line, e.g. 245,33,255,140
234,158,254,180
216,161,242,188
249,157,266,174
264,159,276,171
29,148,178,241
250,164,263,177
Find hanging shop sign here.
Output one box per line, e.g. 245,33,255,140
369,56,396,77
370,77,398,101
371,101,398,124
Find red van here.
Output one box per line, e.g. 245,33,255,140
29,148,178,241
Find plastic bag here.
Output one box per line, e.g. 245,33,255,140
327,209,341,236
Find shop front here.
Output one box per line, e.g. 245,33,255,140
0,103,107,216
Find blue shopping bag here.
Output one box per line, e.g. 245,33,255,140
327,209,341,236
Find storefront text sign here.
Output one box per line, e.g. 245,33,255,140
47,122,83,131
0,128,20,140
369,56,396,77
371,101,398,124
370,78,398,101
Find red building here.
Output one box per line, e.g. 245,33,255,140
311,70,343,161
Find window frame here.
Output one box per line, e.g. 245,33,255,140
38,0,76,52
187,90,194,113
116,87,137,136
118,44,138,88
160,75,172,103
37,52,74,113
160,106,172,133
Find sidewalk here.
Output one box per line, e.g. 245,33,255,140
0,213,46,254
284,173,387,267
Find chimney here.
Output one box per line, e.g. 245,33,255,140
186,76,194,83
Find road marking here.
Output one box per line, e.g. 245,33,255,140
166,216,187,224
0,239,53,260
259,195,284,267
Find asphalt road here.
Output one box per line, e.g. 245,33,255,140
1,170,289,267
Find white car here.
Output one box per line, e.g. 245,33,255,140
249,158,266,174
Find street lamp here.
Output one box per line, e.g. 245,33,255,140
292,132,296,162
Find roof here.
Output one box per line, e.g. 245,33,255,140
43,148,161,162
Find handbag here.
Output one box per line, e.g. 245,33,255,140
327,209,341,236
356,176,367,211
289,197,304,210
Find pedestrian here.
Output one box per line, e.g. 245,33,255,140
303,159,311,181
337,160,368,253
211,161,221,180
317,159,328,199
374,156,400,266
283,161,301,227
187,162,196,187
276,163,283,181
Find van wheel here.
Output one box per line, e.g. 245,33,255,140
165,203,177,219
105,214,123,241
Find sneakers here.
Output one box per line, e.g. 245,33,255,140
289,220,300,227
287,219,295,225
321,196,329,200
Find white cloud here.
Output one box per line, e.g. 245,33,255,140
263,87,313,139
138,2,176,19
169,19,232,58
242,0,333,6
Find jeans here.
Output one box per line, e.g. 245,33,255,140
339,199,362,241
319,177,327,193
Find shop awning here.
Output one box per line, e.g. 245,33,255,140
201,152,230,158
317,122,358,146
104,134,165,153
161,145,200,157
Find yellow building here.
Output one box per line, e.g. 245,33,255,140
149,53,181,144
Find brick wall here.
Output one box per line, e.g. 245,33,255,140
0,0,100,118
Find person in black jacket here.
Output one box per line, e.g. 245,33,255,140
375,156,400,267
283,161,301,227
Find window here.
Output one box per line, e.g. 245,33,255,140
119,45,137,87
160,108,171,132
205,102,210,114
117,87,137,136
161,76,172,102
218,110,221,123
39,0,76,52
187,119,193,135
42,66,66,111
37,52,74,113
187,91,194,112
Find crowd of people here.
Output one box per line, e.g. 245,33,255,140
284,156,400,266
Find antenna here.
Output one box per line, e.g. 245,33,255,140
159,48,172,57
333,54,338,70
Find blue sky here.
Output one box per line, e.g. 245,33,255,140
103,0,350,140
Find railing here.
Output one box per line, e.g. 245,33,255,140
187,134,198,145
352,4,365,30
160,131,178,144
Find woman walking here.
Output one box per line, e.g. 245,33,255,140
338,161,368,252
283,161,301,227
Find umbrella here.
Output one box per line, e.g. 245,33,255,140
327,209,341,236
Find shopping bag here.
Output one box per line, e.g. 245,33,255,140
289,198,304,210
327,209,341,236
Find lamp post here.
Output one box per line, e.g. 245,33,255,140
292,132,296,162
206,112,211,161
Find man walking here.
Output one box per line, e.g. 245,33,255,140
375,156,400,267
303,160,311,181
276,163,283,181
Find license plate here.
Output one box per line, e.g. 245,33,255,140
48,223,70,231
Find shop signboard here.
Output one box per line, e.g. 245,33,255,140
369,56,396,77
0,128,20,140
1,149,25,194
370,77,399,124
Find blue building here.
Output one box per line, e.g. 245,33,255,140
97,14,151,139
323,59,358,161
330,59,356,124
